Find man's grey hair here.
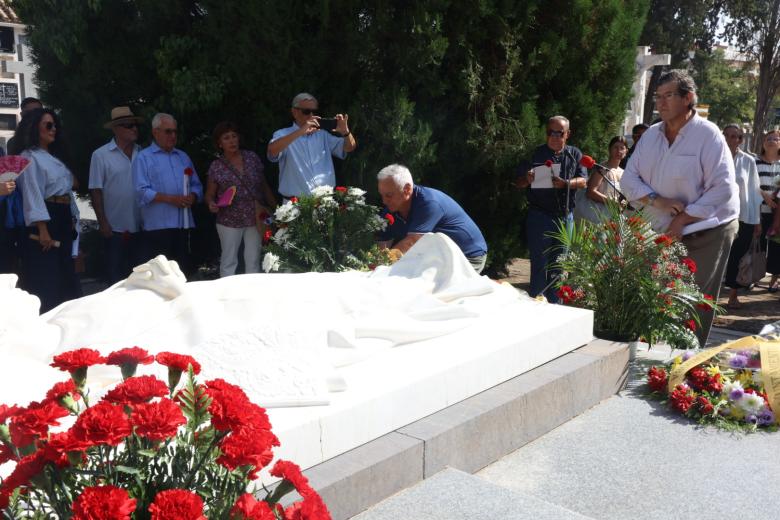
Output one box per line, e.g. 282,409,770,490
547,115,570,131
722,123,743,134
658,69,698,109
151,113,176,129
377,164,414,190
291,92,317,108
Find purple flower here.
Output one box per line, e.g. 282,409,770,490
729,388,744,401
682,351,695,361
758,409,776,426
745,414,759,425
729,354,748,368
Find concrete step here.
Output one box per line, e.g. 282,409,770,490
352,468,595,520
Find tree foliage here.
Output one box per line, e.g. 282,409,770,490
693,48,756,128
721,0,780,148
13,0,648,272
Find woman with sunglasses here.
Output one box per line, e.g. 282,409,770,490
15,107,82,312
205,121,277,277
758,129,780,292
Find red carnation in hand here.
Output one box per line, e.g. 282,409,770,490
646,366,668,393
230,493,275,519
106,346,154,379
9,400,70,447
148,489,206,520
217,427,280,478
654,234,674,248
103,375,169,405
681,257,697,273
71,402,132,447
131,398,186,441
544,160,553,168
72,485,137,520
669,384,695,414
334,186,347,193
184,167,194,177
384,213,395,226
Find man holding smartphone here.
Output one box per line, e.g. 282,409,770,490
267,92,357,198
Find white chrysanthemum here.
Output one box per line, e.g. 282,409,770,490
274,201,300,223
311,185,334,197
369,214,388,231
348,187,366,198
319,196,339,210
738,392,765,414
262,252,280,273
272,228,292,249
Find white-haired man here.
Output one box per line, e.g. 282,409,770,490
267,92,356,198
377,164,488,273
132,113,203,274
621,69,739,346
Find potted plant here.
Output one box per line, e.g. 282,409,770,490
552,202,718,352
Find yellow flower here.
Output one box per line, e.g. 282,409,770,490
736,370,753,386
671,356,682,369
705,365,721,377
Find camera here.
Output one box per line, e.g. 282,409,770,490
317,117,338,133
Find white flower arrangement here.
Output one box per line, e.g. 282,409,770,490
310,185,334,197
274,200,301,223
262,252,281,273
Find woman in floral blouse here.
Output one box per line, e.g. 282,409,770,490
205,122,277,277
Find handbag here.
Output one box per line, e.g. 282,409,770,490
736,236,767,287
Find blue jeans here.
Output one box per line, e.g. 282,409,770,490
527,208,566,303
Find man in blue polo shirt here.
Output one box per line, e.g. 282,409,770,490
267,92,357,198
377,164,488,273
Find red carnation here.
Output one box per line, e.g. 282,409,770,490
544,160,553,168
217,427,279,478
71,402,132,447
282,495,332,520
0,404,19,424
669,384,695,414
73,485,137,520
654,234,674,247
156,352,201,374
148,489,206,520
50,348,105,372
646,366,668,393
206,379,272,432
106,347,154,379
555,285,578,305
263,228,273,245
0,450,47,509
681,257,697,273
687,366,708,391
334,186,347,193
131,398,186,441
384,213,395,226
230,494,275,519
184,167,194,176
45,379,80,403
103,375,169,405
705,373,722,393
9,400,70,447
271,460,315,498
289,197,299,203
43,430,90,464
695,396,714,415
685,319,697,331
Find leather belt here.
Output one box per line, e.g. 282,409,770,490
45,195,71,204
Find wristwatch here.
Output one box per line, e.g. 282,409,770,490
647,192,658,206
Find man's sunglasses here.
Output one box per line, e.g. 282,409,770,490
118,123,138,129
295,107,318,116
546,129,565,138
44,122,57,131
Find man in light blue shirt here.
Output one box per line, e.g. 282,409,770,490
89,106,143,284
267,92,357,198
132,113,203,274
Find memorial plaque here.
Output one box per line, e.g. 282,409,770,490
0,82,18,108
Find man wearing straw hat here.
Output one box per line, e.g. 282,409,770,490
88,106,143,283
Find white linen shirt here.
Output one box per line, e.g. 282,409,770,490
621,113,739,232
732,149,761,225
88,139,141,233
17,148,74,226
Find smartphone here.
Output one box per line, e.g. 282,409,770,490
318,117,338,132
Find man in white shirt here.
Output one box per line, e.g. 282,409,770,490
89,106,143,284
621,70,739,346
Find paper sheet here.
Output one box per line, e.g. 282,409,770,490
531,163,560,189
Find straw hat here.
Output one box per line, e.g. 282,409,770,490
103,106,144,129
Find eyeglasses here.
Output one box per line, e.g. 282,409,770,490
44,122,57,131
118,123,138,129
295,107,318,116
546,129,565,138
652,92,681,102
767,137,780,142
725,134,744,140
162,128,177,135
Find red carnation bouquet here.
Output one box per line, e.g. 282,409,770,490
0,347,331,519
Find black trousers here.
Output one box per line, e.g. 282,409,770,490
24,202,82,313
103,231,142,284
724,221,755,289
142,228,192,276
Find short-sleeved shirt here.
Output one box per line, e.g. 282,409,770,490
268,123,347,197
207,150,266,228
382,185,487,258
18,148,74,226
518,144,585,217
88,139,141,233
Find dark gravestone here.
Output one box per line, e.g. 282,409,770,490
0,83,18,108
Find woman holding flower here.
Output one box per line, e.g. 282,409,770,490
758,129,780,290
205,122,277,277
